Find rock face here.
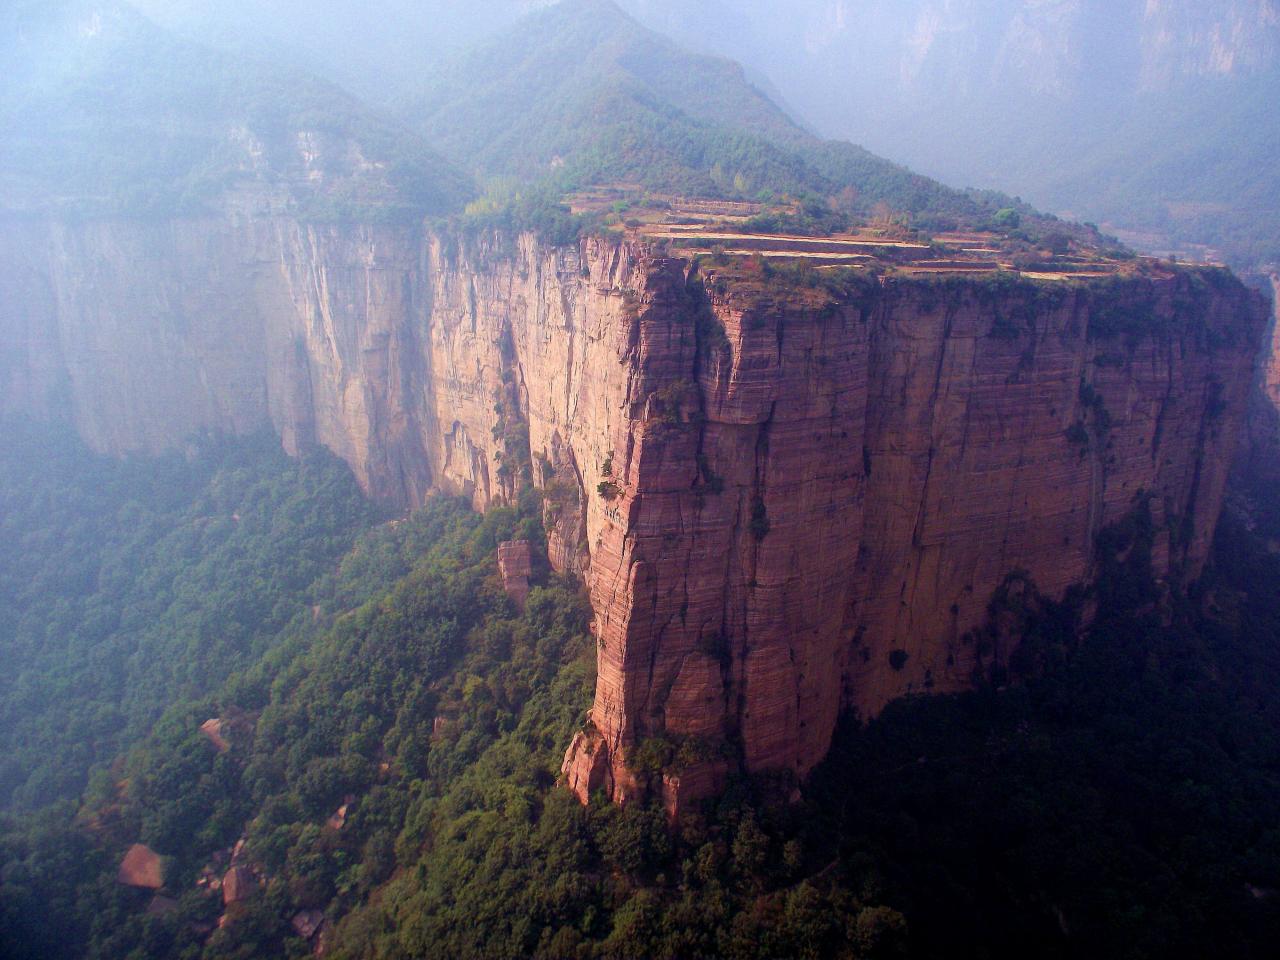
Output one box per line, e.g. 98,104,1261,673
117,843,164,889
1240,274,1280,479
1263,275,1280,410
199,718,231,754
1,216,1265,804
222,865,256,905
292,909,326,941
497,540,534,607
560,260,1264,802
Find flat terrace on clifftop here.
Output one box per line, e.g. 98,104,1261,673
568,188,1140,282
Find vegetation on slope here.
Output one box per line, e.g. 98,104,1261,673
613,1,1280,272
1028,71,1280,270
4,434,1280,959
0,425,383,811
406,0,1089,241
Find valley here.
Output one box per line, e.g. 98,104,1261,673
3,2,1280,959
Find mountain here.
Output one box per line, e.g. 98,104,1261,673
0,0,471,219
3,2,1280,959
400,0,1077,234
621,0,1280,269
76,1,1277,263
624,0,1280,101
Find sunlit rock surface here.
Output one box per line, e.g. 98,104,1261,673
0,218,1264,805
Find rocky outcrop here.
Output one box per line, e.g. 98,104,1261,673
292,910,326,942
199,718,232,754
1,216,1265,805
1262,275,1280,409
222,865,256,906
118,843,164,889
561,262,1264,803
498,540,534,607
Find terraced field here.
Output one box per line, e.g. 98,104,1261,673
571,190,1140,281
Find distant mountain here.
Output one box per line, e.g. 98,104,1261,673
0,0,471,219
1,0,1110,241
621,0,1280,269
69,1,1274,263
400,0,1083,235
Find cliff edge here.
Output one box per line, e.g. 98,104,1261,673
0,216,1265,805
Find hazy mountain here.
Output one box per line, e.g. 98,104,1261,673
3,0,1060,233
621,0,1280,269
399,0,1089,236
1,0,471,218
111,1,1278,266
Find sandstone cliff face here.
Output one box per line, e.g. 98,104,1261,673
1263,275,1280,409
1234,274,1280,481
0,216,1264,803
563,262,1264,801
0,216,434,502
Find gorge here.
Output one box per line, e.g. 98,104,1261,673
9,3,1280,957
1,213,1266,806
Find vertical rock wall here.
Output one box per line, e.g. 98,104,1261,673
563,263,1264,802
1239,274,1280,481
0,217,1265,804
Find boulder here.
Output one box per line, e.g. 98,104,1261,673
199,718,231,753
117,843,164,889
222,865,256,905
292,910,325,940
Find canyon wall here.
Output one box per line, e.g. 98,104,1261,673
1233,273,1280,482
0,215,1265,804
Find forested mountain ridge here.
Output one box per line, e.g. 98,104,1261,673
4,0,1094,238
401,0,1074,234
621,0,1280,270
104,1,1280,265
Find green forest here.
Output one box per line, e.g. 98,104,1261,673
0,426,383,811
3,427,1280,959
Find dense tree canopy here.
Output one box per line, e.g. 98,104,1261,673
4,427,1280,959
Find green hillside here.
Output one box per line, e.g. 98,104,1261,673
1033,71,1280,269
404,0,1083,237
5,458,1280,959
612,0,1280,271
0,426,383,811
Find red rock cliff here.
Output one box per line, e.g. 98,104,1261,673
561,258,1264,802
1238,274,1280,480
0,221,1264,802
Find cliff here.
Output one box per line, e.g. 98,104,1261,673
0,215,1265,804
1243,274,1280,478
